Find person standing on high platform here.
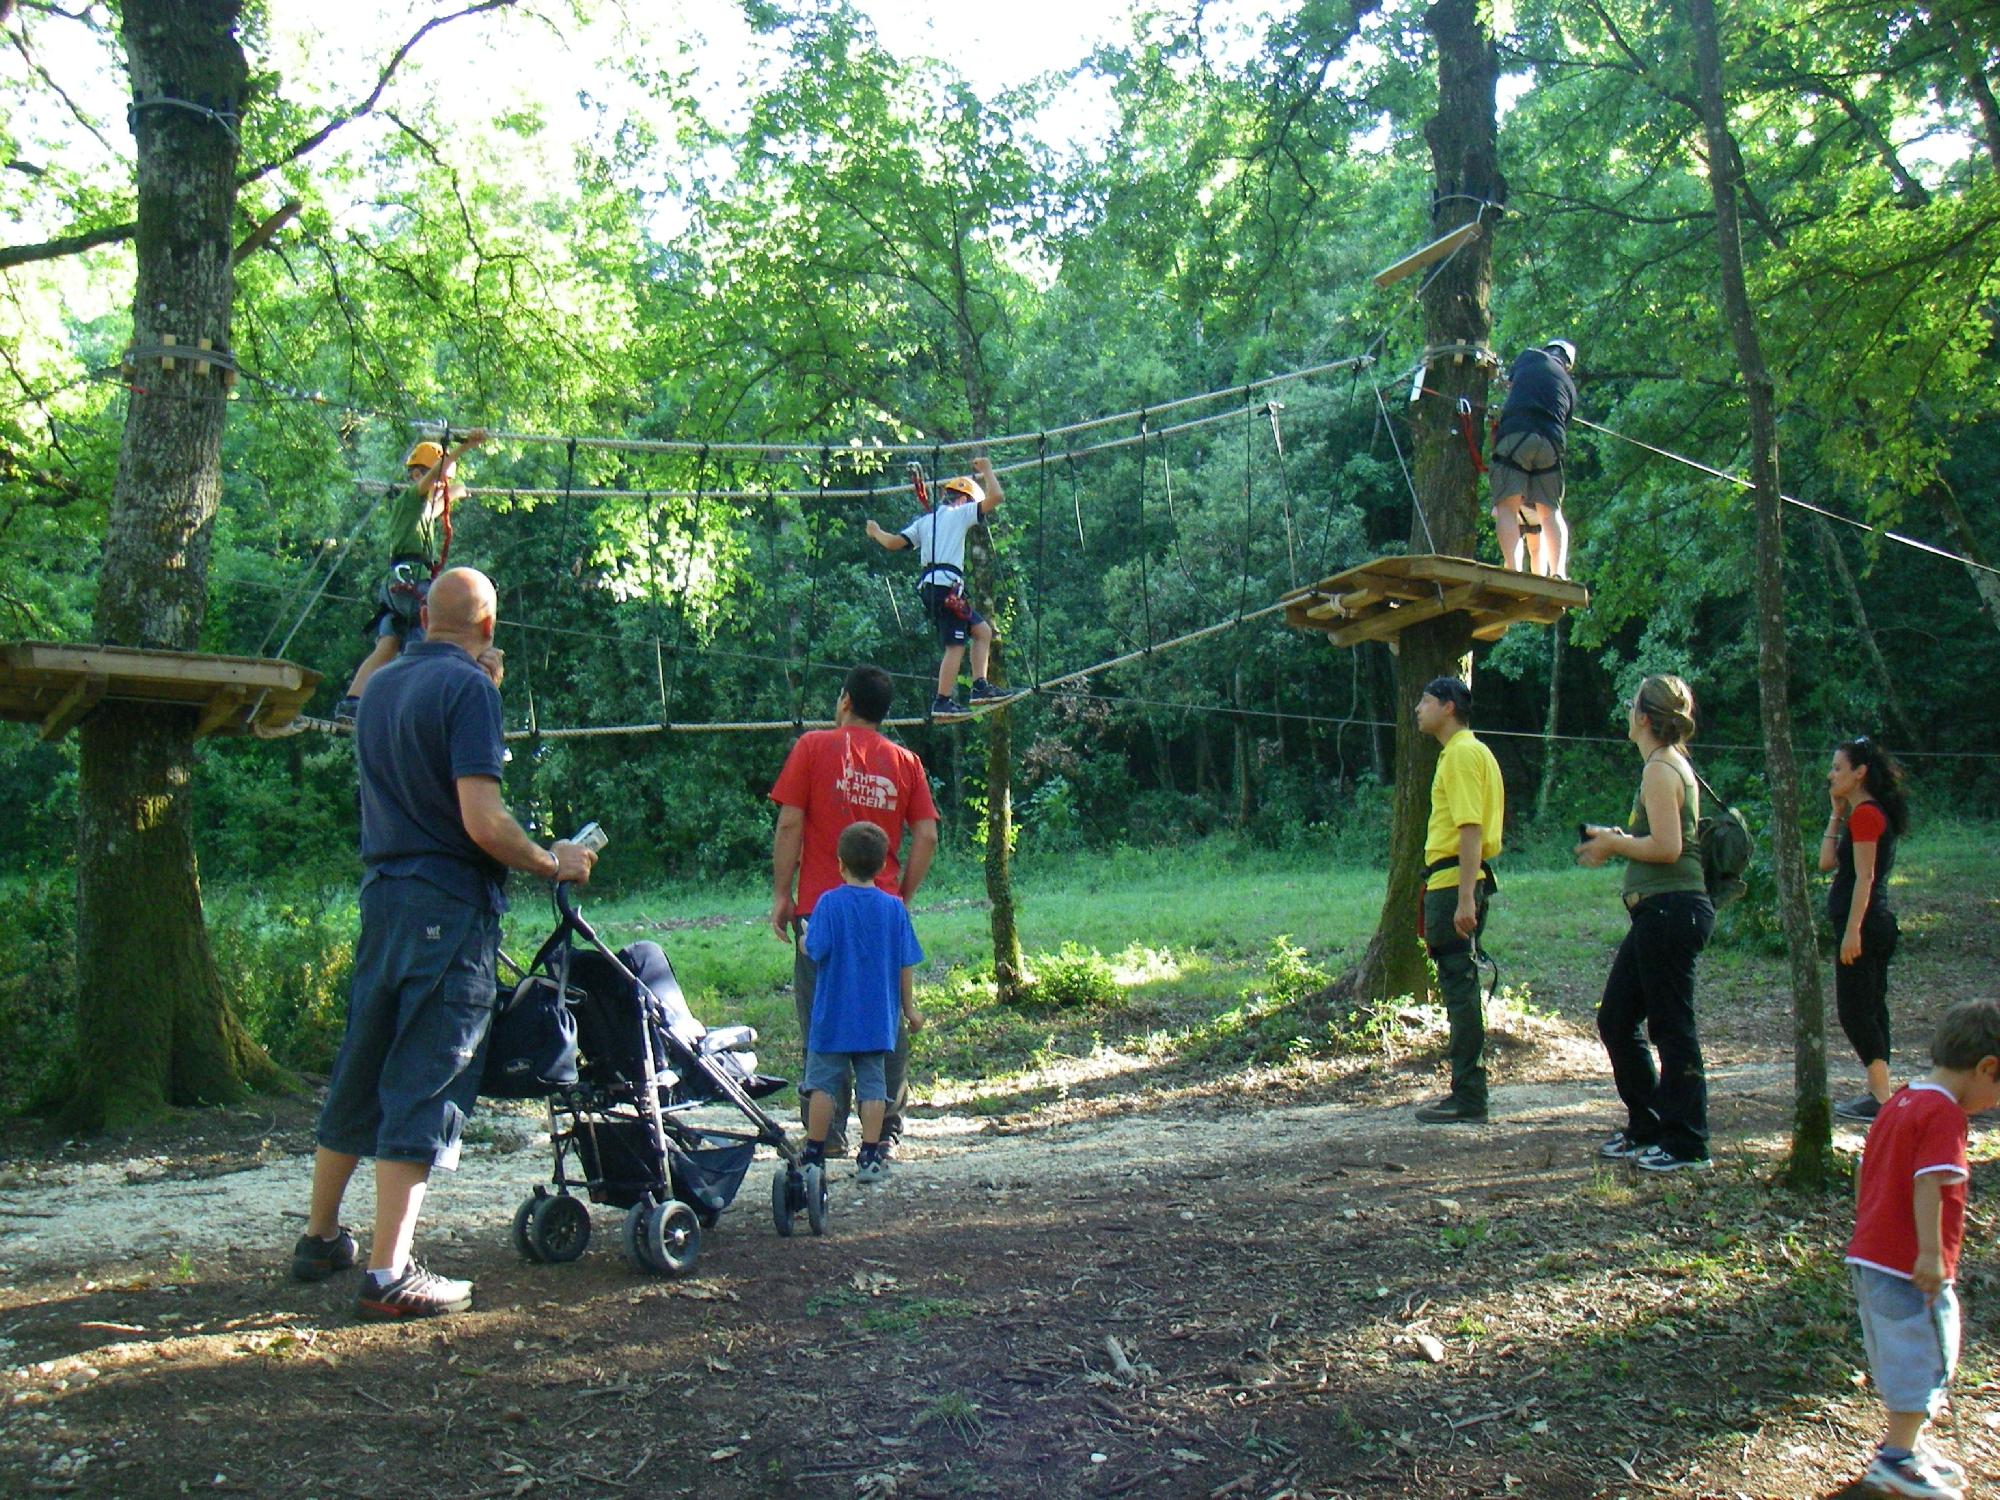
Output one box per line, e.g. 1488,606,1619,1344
1490,340,1576,580
1412,676,1504,1125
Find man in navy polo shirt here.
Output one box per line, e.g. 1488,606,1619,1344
290,567,596,1320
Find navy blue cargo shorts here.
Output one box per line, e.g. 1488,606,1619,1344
317,875,500,1170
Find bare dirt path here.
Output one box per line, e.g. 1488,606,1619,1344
2,1049,1976,1500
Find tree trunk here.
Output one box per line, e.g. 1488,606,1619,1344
1939,10,2000,172
1926,479,2000,637
1533,614,1565,822
966,519,1025,1002
1690,0,1831,1188
1343,0,1500,1006
70,0,280,1128
1811,513,1916,745
978,638,1025,1001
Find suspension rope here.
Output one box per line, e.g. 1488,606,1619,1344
1066,447,1087,549
354,397,1318,507
1034,432,1048,689
1374,383,1438,554
797,446,832,724
414,355,1377,459
1267,401,1299,590
255,483,390,658
1237,394,1254,623
1135,410,1154,652
288,596,1296,740
1573,416,2000,578
1312,363,1373,579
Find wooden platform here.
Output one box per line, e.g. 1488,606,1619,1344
1280,555,1588,647
0,641,321,741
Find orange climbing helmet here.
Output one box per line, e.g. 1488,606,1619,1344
404,439,444,471
940,475,984,504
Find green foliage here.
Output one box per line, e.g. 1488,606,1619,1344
1019,942,1118,1010
208,890,357,1074
0,876,78,1113
3,0,2000,1004
1259,935,1332,1007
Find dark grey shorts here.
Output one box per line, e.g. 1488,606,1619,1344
317,876,499,1169
1490,431,1565,510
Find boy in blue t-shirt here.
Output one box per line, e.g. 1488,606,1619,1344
802,821,924,1181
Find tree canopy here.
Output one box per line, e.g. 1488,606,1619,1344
1,0,1995,893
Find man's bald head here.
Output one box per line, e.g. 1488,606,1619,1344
421,567,498,647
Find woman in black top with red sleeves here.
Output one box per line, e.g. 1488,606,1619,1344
1818,736,1909,1122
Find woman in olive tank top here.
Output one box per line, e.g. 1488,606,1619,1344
1575,674,1716,1172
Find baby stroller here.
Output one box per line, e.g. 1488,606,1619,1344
484,870,831,1278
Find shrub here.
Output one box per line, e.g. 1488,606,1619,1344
0,875,78,1113
1019,942,1118,1009
1257,934,1331,1005
210,889,358,1074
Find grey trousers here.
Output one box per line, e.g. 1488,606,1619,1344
793,941,909,1149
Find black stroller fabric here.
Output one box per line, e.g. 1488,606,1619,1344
481,972,579,1098
561,941,785,1103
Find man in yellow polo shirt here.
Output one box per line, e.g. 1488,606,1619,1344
1413,676,1504,1124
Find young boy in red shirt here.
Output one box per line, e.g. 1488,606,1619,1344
1843,997,2000,1499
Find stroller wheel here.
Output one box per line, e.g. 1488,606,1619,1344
623,1198,702,1276
771,1165,795,1238
512,1195,544,1263
649,1200,702,1276
803,1163,828,1236
528,1192,592,1263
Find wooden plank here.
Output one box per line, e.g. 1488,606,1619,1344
40,673,106,740
1327,582,1485,647
0,641,319,740
1371,222,1482,289
195,687,249,738
8,641,304,691
1469,591,1573,638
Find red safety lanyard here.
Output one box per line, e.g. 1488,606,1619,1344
1456,398,1487,475
432,474,453,577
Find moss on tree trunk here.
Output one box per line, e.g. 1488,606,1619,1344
1344,0,1500,1007
66,0,282,1128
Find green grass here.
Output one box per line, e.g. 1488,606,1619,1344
474,822,2000,1104
15,818,1976,1115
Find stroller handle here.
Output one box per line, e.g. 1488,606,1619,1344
552,822,606,941
553,878,599,944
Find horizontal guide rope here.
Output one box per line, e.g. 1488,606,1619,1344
411,356,1376,458
1571,417,2000,579
360,399,1289,504
280,598,1301,741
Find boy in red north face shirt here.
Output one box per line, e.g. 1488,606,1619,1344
1843,998,2000,1500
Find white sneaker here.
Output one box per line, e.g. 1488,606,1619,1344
1633,1144,1711,1173
1597,1131,1644,1160
1919,1450,1967,1488
1861,1452,1964,1498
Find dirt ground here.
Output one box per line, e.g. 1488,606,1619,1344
8,866,2000,1499
4,1009,1996,1500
